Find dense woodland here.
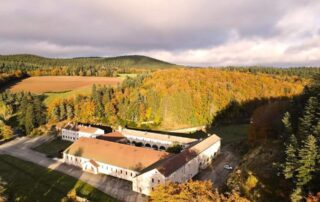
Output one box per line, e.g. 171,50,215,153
0,54,176,77
224,74,320,201
0,68,308,137
224,67,320,78
281,74,320,201
43,69,307,130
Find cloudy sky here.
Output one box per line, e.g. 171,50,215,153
0,0,319,66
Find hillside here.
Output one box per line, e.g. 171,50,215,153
0,54,176,69
39,68,308,130
136,69,307,129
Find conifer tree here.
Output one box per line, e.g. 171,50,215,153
283,134,298,179
66,104,74,119
299,97,318,137
290,187,303,202
24,105,35,134
59,103,66,120
52,105,60,121
296,135,318,187
282,112,292,136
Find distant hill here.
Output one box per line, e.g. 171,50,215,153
0,54,177,69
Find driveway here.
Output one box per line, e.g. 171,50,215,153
195,149,240,189
0,136,147,202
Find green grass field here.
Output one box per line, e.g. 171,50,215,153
33,137,72,157
0,155,117,202
43,86,92,106
208,124,249,145
118,73,138,78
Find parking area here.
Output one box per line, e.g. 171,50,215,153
195,149,240,188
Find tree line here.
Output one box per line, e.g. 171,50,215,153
0,91,46,135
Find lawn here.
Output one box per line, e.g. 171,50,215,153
0,154,117,202
33,137,72,158
118,73,138,78
208,124,249,145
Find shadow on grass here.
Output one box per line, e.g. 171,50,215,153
0,154,117,202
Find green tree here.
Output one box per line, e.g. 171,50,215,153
282,112,292,135
283,135,298,179
59,103,66,120
66,104,74,119
52,105,60,121
24,105,35,134
299,97,319,137
296,135,318,187
290,187,303,202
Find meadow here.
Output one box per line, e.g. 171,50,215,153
10,76,122,93
0,154,116,202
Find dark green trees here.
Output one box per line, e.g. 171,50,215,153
296,135,318,187
283,134,298,179
282,78,320,201
17,93,47,134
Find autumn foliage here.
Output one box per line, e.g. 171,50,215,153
45,68,306,130
150,180,249,202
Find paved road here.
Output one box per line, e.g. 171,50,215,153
195,149,240,189
0,136,147,202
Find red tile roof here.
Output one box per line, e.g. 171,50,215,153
64,138,169,171
144,134,220,177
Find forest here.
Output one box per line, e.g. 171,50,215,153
0,54,176,77
0,54,320,201
0,68,308,136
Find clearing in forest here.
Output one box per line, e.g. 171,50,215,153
10,76,122,93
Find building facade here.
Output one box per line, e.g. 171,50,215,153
61,123,104,142
62,130,221,196
119,127,198,150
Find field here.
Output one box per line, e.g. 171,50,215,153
158,124,248,145
0,154,116,202
10,76,122,93
33,137,72,157
208,124,249,145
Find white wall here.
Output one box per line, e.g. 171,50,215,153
61,129,78,142
124,134,171,148
197,140,221,169
133,169,165,196
62,128,104,142
167,157,199,183
63,153,139,182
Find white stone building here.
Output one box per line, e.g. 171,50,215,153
119,127,198,150
63,132,221,196
61,123,104,142
132,134,221,195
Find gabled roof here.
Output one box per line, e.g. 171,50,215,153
122,128,197,144
64,138,169,172
97,131,125,142
141,134,221,177
63,123,102,134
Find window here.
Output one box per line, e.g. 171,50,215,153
120,170,122,174
131,173,133,177
158,180,160,183
152,178,154,183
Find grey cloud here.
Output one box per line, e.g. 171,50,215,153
0,0,319,66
